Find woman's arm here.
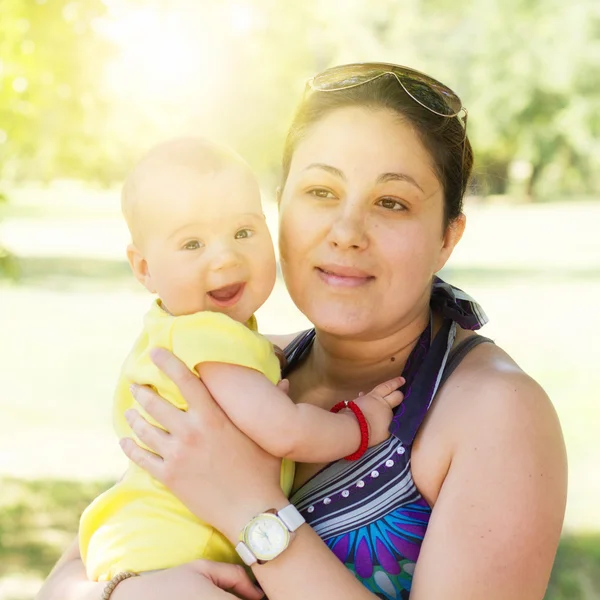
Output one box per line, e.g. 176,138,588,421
410,367,567,600
35,538,106,600
122,348,384,600
36,538,264,600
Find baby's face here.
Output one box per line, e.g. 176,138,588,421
136,164,276,321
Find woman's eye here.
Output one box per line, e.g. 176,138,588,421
235,228,254,239
182,240,203,250
308,188,335,199
377,197,405,211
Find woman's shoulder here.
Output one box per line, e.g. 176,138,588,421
441,335,556,425
431,335,564,470
414,332,566,506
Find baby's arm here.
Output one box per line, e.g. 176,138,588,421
195,362,403,463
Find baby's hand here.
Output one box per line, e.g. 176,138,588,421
353,377,405,447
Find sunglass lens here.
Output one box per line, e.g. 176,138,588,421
313,72,374,91
400,78,459,116
311,66,463,119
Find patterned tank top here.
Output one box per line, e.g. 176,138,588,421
284,278,491,599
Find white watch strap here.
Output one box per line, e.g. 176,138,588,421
235,541,258,566
278,504,305,532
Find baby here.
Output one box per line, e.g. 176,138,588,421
79,137,404,581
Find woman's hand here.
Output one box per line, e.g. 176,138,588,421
35,546,263,600
120,348,287,542
112,560,264,600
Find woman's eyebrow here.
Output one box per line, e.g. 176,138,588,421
377,172,424,193
303,163,346,180
303,163,424,193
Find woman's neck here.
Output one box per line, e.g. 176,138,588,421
308,308,432,398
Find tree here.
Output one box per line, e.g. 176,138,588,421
0,0,114,182
0,0,598,198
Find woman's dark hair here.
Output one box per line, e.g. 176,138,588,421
281,74,473,227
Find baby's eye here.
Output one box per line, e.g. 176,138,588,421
308,188,335,199
182,240,203,250
376,197,406,212
235,228,254,239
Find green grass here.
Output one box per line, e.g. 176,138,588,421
0,477,597,600
0,478,111,579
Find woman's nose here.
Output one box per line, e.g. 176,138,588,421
327,208,368,250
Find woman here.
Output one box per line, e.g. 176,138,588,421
37,63,567,600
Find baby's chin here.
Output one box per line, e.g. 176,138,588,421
205,301,258,325
159,293,260,324
217,302,258,325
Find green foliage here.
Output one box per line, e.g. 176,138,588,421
0,0,114,182
546,534,600,600
0,245,20,281
0,190,18,280
0,0,599,197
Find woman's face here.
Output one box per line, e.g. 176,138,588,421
278,106,464,339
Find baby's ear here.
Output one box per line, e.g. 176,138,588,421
126,243,156,293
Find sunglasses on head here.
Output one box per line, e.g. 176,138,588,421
306,62,468,138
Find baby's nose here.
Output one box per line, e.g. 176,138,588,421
209,247,241,271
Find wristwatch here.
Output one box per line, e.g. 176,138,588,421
235,504,305,566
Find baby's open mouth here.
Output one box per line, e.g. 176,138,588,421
207,283,246,307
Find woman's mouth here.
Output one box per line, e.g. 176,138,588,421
207,282,246,307
316,265,375,288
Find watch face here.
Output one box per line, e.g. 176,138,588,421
245,513,290,561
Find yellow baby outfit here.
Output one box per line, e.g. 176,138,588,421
79,301,293,581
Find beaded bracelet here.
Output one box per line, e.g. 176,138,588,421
101,571,139,600
329,400,369,461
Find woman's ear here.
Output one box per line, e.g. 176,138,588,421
435,213,466,273
126,243,156,293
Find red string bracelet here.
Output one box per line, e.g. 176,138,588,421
330,400,369,461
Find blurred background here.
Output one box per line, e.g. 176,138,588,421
1,0,599,598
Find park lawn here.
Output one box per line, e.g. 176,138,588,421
0,476,598,600
1,196,599,599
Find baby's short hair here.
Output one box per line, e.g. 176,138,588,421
122,137,251,243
